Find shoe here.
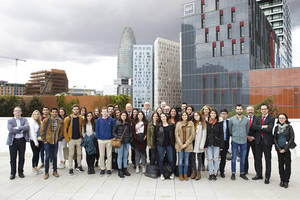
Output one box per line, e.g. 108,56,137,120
76,166,84,172
240,174,248,180
264,179,270,184
212,174,217,180
283,182,289,188
19,174,25,178
220,173,225,178
91,168,95,174
123,168,131,176
95,161,99,167
191,170,196,179
252,175,263,180
100,170,105,175
142,166,146,174
208,175,213,180
118,169,125,178
53,171,59,177
231,174,236,180
10,175,15,180
107,170,112,175
170,173,174,179
179,174,184,181
69,169,74,175
88,169,92,175
136,167,140,174
40,164,44,168
161,174,165,180
195,171,201,180
44,173,49,180
184,174,189,181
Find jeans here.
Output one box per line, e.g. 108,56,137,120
30,140,43,168
117,144,130,169
157,145,174,174
207,146,220,175
135,147,146,166
231,142,247,174
149,148,158,165
190,152,204,171
85,149,96,170
44,143,58,174
9,138,26,175
40,144,45,164
178,150,190,175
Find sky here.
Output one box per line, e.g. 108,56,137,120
0,0,299,91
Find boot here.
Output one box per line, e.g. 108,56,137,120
179,174,184,181
184,174,189,181
53,171,59,177
195,171,201,180
191,170,196,179
118,169,125,178
123,168,131,176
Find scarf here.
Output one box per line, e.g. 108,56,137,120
278,123,288,134
209,118,217,126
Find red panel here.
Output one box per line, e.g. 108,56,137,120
202,74,206,78
212,42,216,47
201,0,205,5
216,26,220,31
220,40,224,46
219,10,223,15
213,74,217,78
240,37,245,43
231,7,235,12
228,24,232,28
205,28,209,33
202,90,206,94
240,21,244,26
214,89,217,94
201,14,205,19
232,39,236,44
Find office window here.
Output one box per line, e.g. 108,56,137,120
220,41,224,56
220,10,224,25
201,14,205,28
231,7,236,23
228,24,232,39
212,42,216,57
216,26,220,41
205,28,209,43
232,39,236,55
240,38,245,54
201,0,205,13
240,21,245,37
216,0,219,10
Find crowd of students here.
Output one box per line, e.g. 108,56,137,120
6,101,296,189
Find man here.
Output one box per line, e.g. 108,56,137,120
245,106,257,175
163,105,171,115
7,106,30,180
181,103,187,113
125,103,133,119
160,101,167,110
252,104,275,184
142,102,153,122
219,109,230,178
64,104,84,175
228,104,250,181
96,107,115,175
40,106,50,168
186,106,194,120
107,104,114,117
40,108,64,179
94,107,100,120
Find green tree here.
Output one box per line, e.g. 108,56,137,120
27,96,44,116
0,96,27,117
108,94,131,110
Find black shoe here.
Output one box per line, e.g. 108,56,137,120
10,175,15,180
91,168,95,174
95,161,98,168
264,179,270,184
100,170,105,175
220,173,225,178
107,170,112,175
231,174,236,180
212,175,217,180
118,170,125,178
208,175,213,180
76,166,84,172
280,181,284,187
69,169,74,175
283,182,289,188
19,174,25,178
87,168,92,175
123,168,131,176
240,174,249,180
252,175,263,180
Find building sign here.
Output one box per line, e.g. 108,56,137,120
184,2,195,16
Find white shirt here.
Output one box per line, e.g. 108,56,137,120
14,117,24,139
135,121,144,134
82,123,95,137
29,119,40,146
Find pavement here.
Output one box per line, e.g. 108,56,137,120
0,153,299,200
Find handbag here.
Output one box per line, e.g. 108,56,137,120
111,126,127,148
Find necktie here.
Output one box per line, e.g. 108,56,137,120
249,116,252,128
261,116,266,137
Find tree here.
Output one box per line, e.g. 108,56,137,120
27,96,44,116
0,96,27,117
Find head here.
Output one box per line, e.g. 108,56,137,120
186,106,194,115
144,102,150,110
113,104,120,110
277,113,290,125
84,112,95,132
160,113,168,123
94,108,100,117
132,108,139,119
246,106,254,117
101,107,108,119
193,111,201,121
125,103,132,113
261,104,269,116
107,104,114,116
235,104,243,116
169,108,178,118
151,112,160,124
42,106,50,116
181,111,190,122
50,108,59,119
120,111,129,123
80,106,87,117
156,107,163,115
220,109,228,120
181,103,187,112
163,106,171,114
72,104,80,116
201,105,211,116
114,109,121,119
59,107,67,119
137,111,147,123
209,109,218,120
13,106,22,118
160,101,167,109
86,112,94,122
31,110,41,124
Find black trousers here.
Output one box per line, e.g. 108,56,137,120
219,145,229,174
30,140,43,168
245,141,256,174
149,148,158,165
86,150,96,170
255,142,272,179
95,140,99,162
277,150,291,183
190,152,204,171
9,138,26,176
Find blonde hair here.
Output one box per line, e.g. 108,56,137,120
200,105,211,116
31,110,42,125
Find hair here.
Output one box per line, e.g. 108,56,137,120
135,111,148,124
180,111,190,122
186,105,194,112
43,106,50,110
261,104,269,109
83,112,95,133
81,106,87,112
200,105,211,116
31,110,42,125
169,107,179,122
131,108,139,120
113,109,121,119
72,104,80,109
236,104,243,108
277,113,290,124
160,112,168,123
193,111,206,129
151,112,161,124
50,107,58,112
220,108,229,114
182,102,187,105
118,111,130,123
59,107,67,119
208,108,219,121
101,106,108,111
156,107,163,113
14,106,22,111
107,104,114,108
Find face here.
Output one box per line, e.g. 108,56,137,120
101,109,108,119
182,113,188,121
94,109,99,116
51,109,58,118
186,107,192,114
157,108,162,114
13,107,22,118
210,111,216,119
42,108,49,115
261,105,268,115
86,113,93,121
153,113,159,123
108,107,114,115
278,114,286,124
133,110,138,117
138,113,144,121
165,106,171,113
170,109,177,117
80,108,86,116
220,112,228,120
121,113,127,121
236,106,243,115
114,105,119,110
59,109,65,117
33,112,40,120
204,107,210,115
72,106,80,115
161,102,166,108
194,112,200,121
126,104,132,113
160,114,167,122
144,103,150,110
247,107,254,116
115,110,121,118
181,104,187,111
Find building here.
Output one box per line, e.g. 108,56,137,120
103,84,118,96
25,69,68,95
257,0,292,68
0,81,25,96
154,37,181,109
181,0,280,112
132,45,154,109
114,78,132,96
117,27,136,96
67,88,97,96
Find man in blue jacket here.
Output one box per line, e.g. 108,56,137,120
96,107,115,175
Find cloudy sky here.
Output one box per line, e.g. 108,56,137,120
0,0,299,91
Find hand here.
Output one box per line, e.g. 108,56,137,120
280,149,286,153
204,148,208,151
144,136,147,140
148,146,152,149
35,143,39,147
181,144,187,149
247,136,253,142
262,125,268,129
13,127,18,130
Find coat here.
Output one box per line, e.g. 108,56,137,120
81,134,97,155
147,123,157,148
64,115,84,142
205,121,224,148
6,117,30,146
40,117,64,144
113,120,132,144
155,123,175,147
274,124,296,151
175,121,195,152
132,122,148,151
253,115,275,146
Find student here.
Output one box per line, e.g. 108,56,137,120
107,104,115,117
186,106,194,120
274,113,296,188
113,111,132,178
7,106,30,180
132,111,148,174
219,109,230,178
175,111,195,181
191,112,206,180
58,107,68,169
205,109,224,181
80,107,87,119
130,108,139,168
113,109,121,120
81,112,97,174
156,107,163,116
40,106,50,168
29,110,43,175
94,107,100,167
142,102,153,122
147,112,160,165
168,108,179,125
40,108,64,180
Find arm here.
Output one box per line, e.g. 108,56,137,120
147,125,152,147
112,123,118,139
7,120,19,134
40,119,46,143
64,117,70,142
273,127,280,151
59,121,64,141
286,125,295,151
29,120,39,146
175,123,183,147
228,119,233,136
219,123,225,148
262,117,275,135
19,118,30,131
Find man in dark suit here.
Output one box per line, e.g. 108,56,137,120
245,106,257,175
6,106,30,180
219,109,230,178
252,104,275,184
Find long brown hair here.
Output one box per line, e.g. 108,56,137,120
83,112,95,133
193,111,206,129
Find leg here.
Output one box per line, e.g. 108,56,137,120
190,153,196,171
98,140,106,170
40,144,45,165
277,151,285,182
207,147,213,175
263,145,272,180
135,147,141,167
245,142,251,174
68,140,75,169
44,143,50,174
250,142,257,173
197,153,203,171
184,152,190,175
141,149,146,166
219,146,228,175
123,144,130,169
30,141,37,168
178,150,184,175
75,139,82,167
157,146,164,174
284,150,291,183
213,146,220,175
166,146,174,173
231,142,238,175
9,141,18,176
117,144,124,169
240,143,247,175
106,140,112,170
17,138,26,175
53,144,58,172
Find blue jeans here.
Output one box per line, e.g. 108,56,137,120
178,150,190,175
207,146,220,175
231,142,247,174
44,143,58,174
40,145,45,164
117,143,130,169
157,145,174,174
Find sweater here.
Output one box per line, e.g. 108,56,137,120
96,117,115,140
29,119,40,146
228,115,250,144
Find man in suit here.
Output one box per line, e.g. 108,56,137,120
219,109,230,178
6,106,30,180
142,102,153,122
245,106,257,175
252,104,275,184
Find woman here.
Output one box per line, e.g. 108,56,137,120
168,108,179,125
200,105,211,121
274,113,296,188
147,112,160,165
113,111,132,178
81,112,97,174
131,108,139,121
186,106,194,120
205,108,223,181
191,112,207,180
175,112,195,181
132,111,148,173
29,110,43,174
156,107,163,116
80,106,87,119
58,107,68,168
156,113,175,180
131,108,139,168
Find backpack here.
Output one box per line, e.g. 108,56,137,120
145,164,160,178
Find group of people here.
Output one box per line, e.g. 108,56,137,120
7,101,296,189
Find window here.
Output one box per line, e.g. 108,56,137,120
201,14,205,28
216,0,219,10
240,21,244,37
216,26,220,41
220,41,224,56
231,7,236,23
227,24,232,39
205,28,209,43
220,10,224,25
240,38,245,54
232,39,236,55
212,42,216,57
201,0,205,13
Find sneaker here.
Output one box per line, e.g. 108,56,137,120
208,175,213,180
123,168,131,176
142,166,146,174
76,166,84,172
240,174,249,180
231,174,236,180
136,167,140,174
100,170,105,175
69,169,74,175
44,173,49,180
170,173,174,179
160,175,165,180
107,170,112,175
212,175,217,180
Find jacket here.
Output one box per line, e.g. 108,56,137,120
155,123,175,147
147,123,157,148
228,115,250,144
96,117,115,140
64,115,84,142
40,117,64,144
175,121,195,152
193,122,207,153
6,117,30,146
113,120,132,144
274,124,296,151
81,134,97,155
205,121,224,148
221,119,230,148
132,122,148,151
253,115,275,146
